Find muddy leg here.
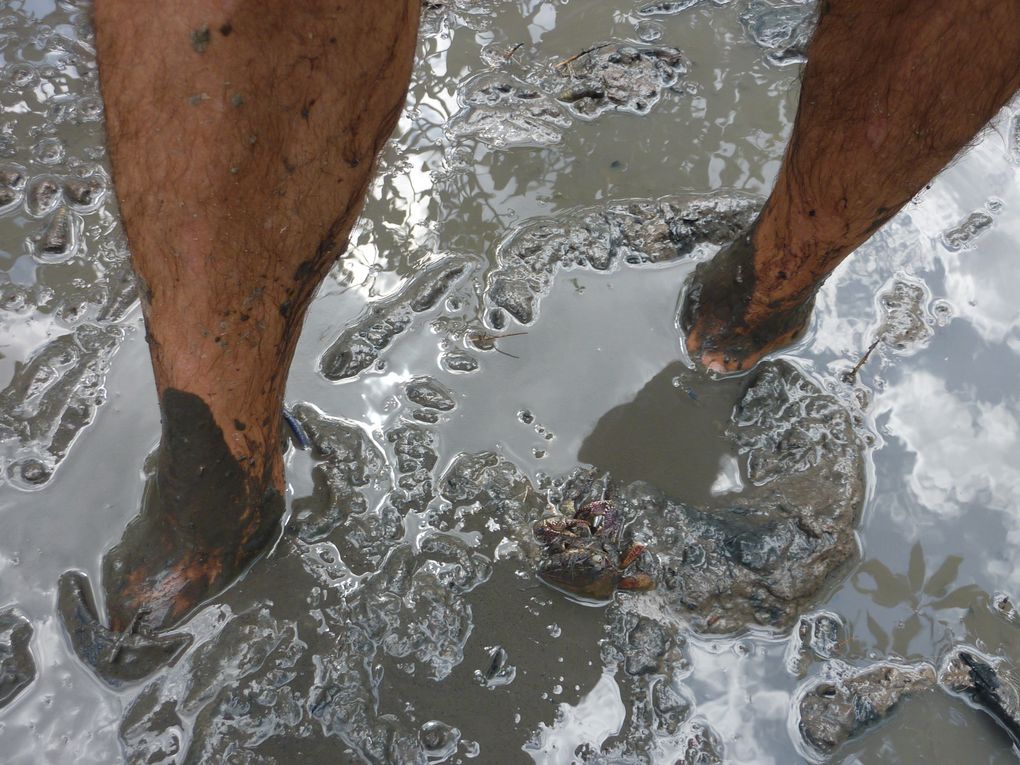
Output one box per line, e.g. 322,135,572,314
682,0,1020,372
70,1,420,638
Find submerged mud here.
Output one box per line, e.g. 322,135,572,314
0,609,35,710
484,193,757,328
6,0,1020,763
0,1,136,490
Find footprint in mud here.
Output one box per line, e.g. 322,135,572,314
551,359,865,634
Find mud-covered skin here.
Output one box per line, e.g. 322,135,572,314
101,389,284,632
680,230,816,372
535,475,656,600
57,571,191,687
0,607,36,708
797,660,937,754
59,389,283,681
940,648,1020,748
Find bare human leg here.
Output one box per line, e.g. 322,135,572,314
682,0,1020,373
61,0,421,654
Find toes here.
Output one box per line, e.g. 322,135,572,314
57,570,191,687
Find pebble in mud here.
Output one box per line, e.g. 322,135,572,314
9,457,52,487
440,349,479,373
404,376,456,411
0,608,36,709
941,209,994,251
35,205,78,261
797,660,936,754
0,164,25,208
25,174,62,217
622,616,673,676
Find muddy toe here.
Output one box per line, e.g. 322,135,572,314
57,570,191,687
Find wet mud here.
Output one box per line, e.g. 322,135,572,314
0,608,35,709
6,0,1020,763
796,660,936,754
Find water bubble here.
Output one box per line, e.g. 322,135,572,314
931,299,953,327
441,350,479,373
475,645,516,688
9,458,51,487
636,21,664,42
419,720,460,758
32,137,66,165
6,63,38,89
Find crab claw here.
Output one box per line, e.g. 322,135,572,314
618,573,656,591
619,543,647,569
57,570,192,687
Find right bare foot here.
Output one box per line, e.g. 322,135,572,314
679,232,816,374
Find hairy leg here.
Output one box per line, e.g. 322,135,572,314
88,0,420,632
683,0,1020,372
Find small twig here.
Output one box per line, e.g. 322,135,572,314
849,338,881,380
468,331,528,359
555,43,611,70
107,607,147,664
504,43,524,61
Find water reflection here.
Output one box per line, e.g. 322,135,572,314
5,0,1020,762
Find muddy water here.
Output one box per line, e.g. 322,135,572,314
3,0,1020,762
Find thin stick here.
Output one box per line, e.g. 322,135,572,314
504,43,524,61
849,338,881,380
107,607,147,664
556,43,611,70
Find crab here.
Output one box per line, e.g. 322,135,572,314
533,485,655,601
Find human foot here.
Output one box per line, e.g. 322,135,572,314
680,232,815,374
59,390,284,681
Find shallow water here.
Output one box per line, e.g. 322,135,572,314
4,0,1020,762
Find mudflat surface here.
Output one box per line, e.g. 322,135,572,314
4,0,1020,762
